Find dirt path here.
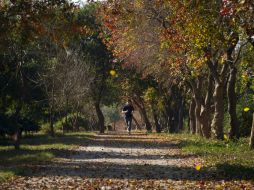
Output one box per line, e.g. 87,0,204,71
1,132,253,189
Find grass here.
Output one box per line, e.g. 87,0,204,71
157,133,254,180
0,170,15,183
0,132,94,182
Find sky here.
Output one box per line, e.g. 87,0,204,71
71,0,88,6
71,0,103,6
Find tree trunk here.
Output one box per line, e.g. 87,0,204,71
165,108,175,133
63,98,69,135
200,74,213,138
174,111,179,133
12,103,22,150
49,81,55,137
205,52,229,140
178,98,184,132
113,122,116,131
75,112,79,132
195,101,202,136
152,109,161,133
192,77,203,136
141,107,152,132
49,107,54,137
94,102,105,133
200,107,211,138
227,66,239,139
133,98,152,132
132,115,142,130
13,128,21,150
65,113,68,133
250,114,254,149
211,82,224,140
189,97,196,134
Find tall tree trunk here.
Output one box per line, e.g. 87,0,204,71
189,97,196,134
65,114,68,133
13,104,22,150
195,78,202,136
200,107,212,138
133,98,152,132
13,128,22,150
178,98,184,132
250,114,254,149
211,82,224,139
49,106,54,137
63,98,69,134
206,59,228,140
173,109,179,133
49,84,55,137
152,108,161,133
113,122,116,131
205,40,236,140
132,115,142,130
200,74,213,138
75,112,79,132
227,66,239,139
165,108,175,133
94,102,105,133
195,101,202,136
191,77,203,136
141,107,152,132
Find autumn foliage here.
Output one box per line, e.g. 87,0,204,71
100,0,254,145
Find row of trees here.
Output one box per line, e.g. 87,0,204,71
0,1,117,149
1,0,253,149
100,0,254,147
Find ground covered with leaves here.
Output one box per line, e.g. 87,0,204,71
0,132,254,189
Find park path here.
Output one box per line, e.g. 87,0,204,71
1,132,253,189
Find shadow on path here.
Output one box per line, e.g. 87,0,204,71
2,132,254,182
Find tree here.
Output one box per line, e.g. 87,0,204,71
250,113,254,149
74,3,115,133
100,0,254,140
0,0,79,148
102,104,121,130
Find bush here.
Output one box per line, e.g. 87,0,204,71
237,93,253,137
0,115,18,135
19,118,40,133
0,115,40,136
52,114,91,133
239,110,253,137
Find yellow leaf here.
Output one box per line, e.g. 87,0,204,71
110,70,116,76
224,134,228,140
243,107,250,112
195,165,201,171
215,184,223,190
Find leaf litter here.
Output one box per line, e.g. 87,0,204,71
1,132,253,189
